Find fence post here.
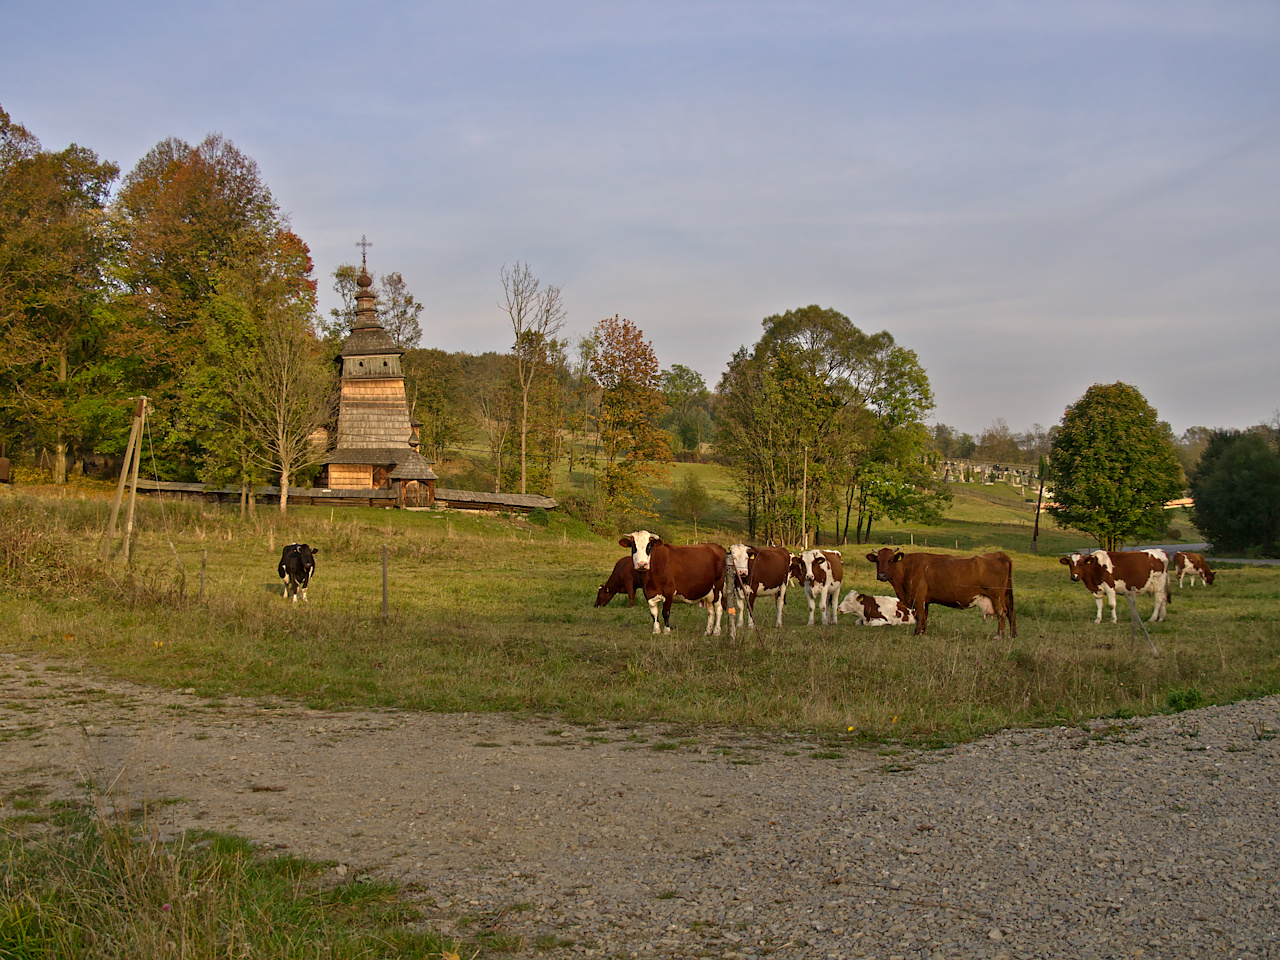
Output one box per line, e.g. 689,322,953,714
200,548,207,602
381,544,389,622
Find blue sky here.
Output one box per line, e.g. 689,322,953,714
4,1,1278,435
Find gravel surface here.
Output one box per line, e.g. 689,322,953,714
3,653,1278,959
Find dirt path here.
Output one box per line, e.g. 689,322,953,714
5,652,1279,960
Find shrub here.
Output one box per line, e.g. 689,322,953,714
1166,688,1205,713
528,507,550,527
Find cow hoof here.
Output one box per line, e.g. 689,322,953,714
663,627,672,635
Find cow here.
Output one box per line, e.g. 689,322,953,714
1172,551,1215,587
620,531,726,636
594,555,648,607
1059,549,1170,623
789,549,844,626
278,543,318,603
867,548,1017,638
726,544,791,629
838,592,917,627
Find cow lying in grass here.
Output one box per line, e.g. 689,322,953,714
838,592,917,626
278,543,318,603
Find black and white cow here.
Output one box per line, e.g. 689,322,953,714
278,543,318,602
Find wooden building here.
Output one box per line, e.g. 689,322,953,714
319,263,438,505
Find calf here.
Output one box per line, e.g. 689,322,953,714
838,592,917,627
1059,549,1170,623
278,543,318,603
789,549,844,626
867,548,1016,638
595,555,648,607
621,531,726,636
726,544,791,629
1172,551,1215,587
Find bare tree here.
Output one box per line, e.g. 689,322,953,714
232,303,333,512
500,262,566,494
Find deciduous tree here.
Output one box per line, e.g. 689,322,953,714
586,315,669,512
500,262,565,494
1048,382,1183,551
1189,430,1280,556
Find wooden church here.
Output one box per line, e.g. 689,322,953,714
318,262,438,506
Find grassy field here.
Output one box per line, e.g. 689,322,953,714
3,481,1277,958
3,483,1277,745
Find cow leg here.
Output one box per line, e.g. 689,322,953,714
647,594,664,635
1005,588,1018,639
913,600,929,635
1104,586,1119,624
829,586,840,625
745,590,758,629
705,596,722,637
805,589,817,626
662,596,674,634
774,588,786,628
301,583,308,603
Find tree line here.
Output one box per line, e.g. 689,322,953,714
8,106,1271,551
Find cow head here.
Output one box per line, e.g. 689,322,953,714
1203,566,1215,586
728,543,754,578
866,547,904,583
620,531,661,571
594,583,613,607
1059,553,1088,582
795,550,827,586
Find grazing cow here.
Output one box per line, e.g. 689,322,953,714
1172,551,1215,587
726,544,791,629
789,549,844,626
867,548,1016,638
594,555,648,607
278,543,318,603
621,531,726,636
838,592,917,627
1059,549,1170,623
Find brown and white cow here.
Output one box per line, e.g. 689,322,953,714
1172,551,1215,587
866,548,1017,638
789,549,844,626
620,531,726,636
594,555,648,607
726,544,791,630
838,592,917,627
1059,549,1170,623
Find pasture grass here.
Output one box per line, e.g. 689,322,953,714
0,798,462,959
2,488,1277,746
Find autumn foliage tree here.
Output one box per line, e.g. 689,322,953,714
0,106,119,482
586,315,669,512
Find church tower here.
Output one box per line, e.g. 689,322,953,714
321,248,436,504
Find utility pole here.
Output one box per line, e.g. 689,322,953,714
801,446,808,549
1030,454,1047,554
101,397,147,562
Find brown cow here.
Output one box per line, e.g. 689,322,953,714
726,544,791,630
621,531,726,636
789,549,844,625
838,592,917,626
594,555,648,607
866,548,1016,638
1059,549,1169,623
1172,551,1215,587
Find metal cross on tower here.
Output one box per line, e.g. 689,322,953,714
356,235,373,269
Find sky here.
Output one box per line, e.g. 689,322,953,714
4,1,1278,436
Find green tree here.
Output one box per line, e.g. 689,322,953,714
1048,382,1183,551
0,106,120,482
660,364,713,458
1189,430,1280,555
671,472,711,539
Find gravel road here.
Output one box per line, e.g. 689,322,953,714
3,653,1277,959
